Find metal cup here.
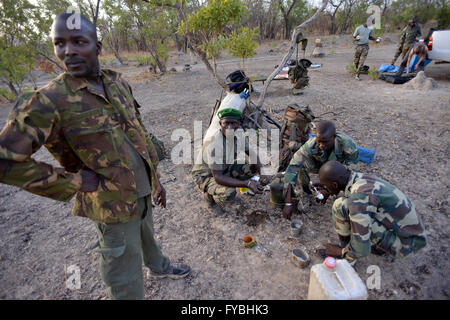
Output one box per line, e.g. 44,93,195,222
290,219,303,238
292,248,310,268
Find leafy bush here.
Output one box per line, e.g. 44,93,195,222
228,26,259,68
346,62,357,75
136,55,153,66
368,67,379,80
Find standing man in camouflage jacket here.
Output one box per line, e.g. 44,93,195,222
282,121,358,219
0,13,190,299
318,161,427,263
391,18,422,66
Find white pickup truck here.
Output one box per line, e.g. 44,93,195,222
426,29,450,62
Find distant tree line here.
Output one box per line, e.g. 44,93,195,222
1,0,449,101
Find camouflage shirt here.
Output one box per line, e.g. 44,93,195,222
341,172,427,260
400,24,422,46
191,130,249,178
285,132,359,186
0,69,161,224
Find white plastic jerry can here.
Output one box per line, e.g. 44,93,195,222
307,257,368,300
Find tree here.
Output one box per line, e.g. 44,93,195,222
0,0,38,101
178,0,247,88
278,0,299,40
254,0,328,121
228,26,259,69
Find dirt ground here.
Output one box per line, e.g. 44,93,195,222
0,34,449,300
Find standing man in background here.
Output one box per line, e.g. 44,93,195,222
391,18,422,66
352,21,378,81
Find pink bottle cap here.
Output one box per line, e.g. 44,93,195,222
324,257,337,269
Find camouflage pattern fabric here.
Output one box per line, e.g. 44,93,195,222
192,130,256,206
284,132,359,192
288,63,309,90
149,132,167,161
194,163,255,206
0,69,163,225
391,24,422,65
354,44,369,75
391,43,412,65
402,24,422,46
332,172,427,262
191,130,250,178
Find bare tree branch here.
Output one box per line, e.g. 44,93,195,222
255,0,328,114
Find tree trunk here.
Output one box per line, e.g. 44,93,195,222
255,0,328,120
148,42,166,73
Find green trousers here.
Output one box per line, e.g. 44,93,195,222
92,196,170,299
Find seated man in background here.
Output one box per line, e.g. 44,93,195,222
282,120,359,219
318,161,427,264
192,108,263,215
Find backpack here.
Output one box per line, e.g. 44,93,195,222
278,104,315,171
288,59,312,89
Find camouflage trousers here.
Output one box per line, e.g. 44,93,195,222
91,196,170,300
391,43,411,65
332,197,427,259
354,44,369,75
193,164,256,206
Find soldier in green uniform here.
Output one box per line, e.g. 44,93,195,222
282,121,358,219
0,13,190,300
192,108,263,215
391,18,422,66
317,161,427,263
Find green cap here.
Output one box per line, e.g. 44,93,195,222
217,108,242,120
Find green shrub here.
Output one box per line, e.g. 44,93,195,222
368,67,379,80
136,55,153,66
346,62,357,75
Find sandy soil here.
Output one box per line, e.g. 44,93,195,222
0,34,449,300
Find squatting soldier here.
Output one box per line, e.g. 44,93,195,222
192,108,263,215
391,18,422,66
352,22,378,81
282,121,358,219
318,161,427,263
0,13,190,300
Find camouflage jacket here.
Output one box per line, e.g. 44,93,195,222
400,24,422,46
0,69,161,224
341,172,427,260
285,132,359,186
191,130,249,178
